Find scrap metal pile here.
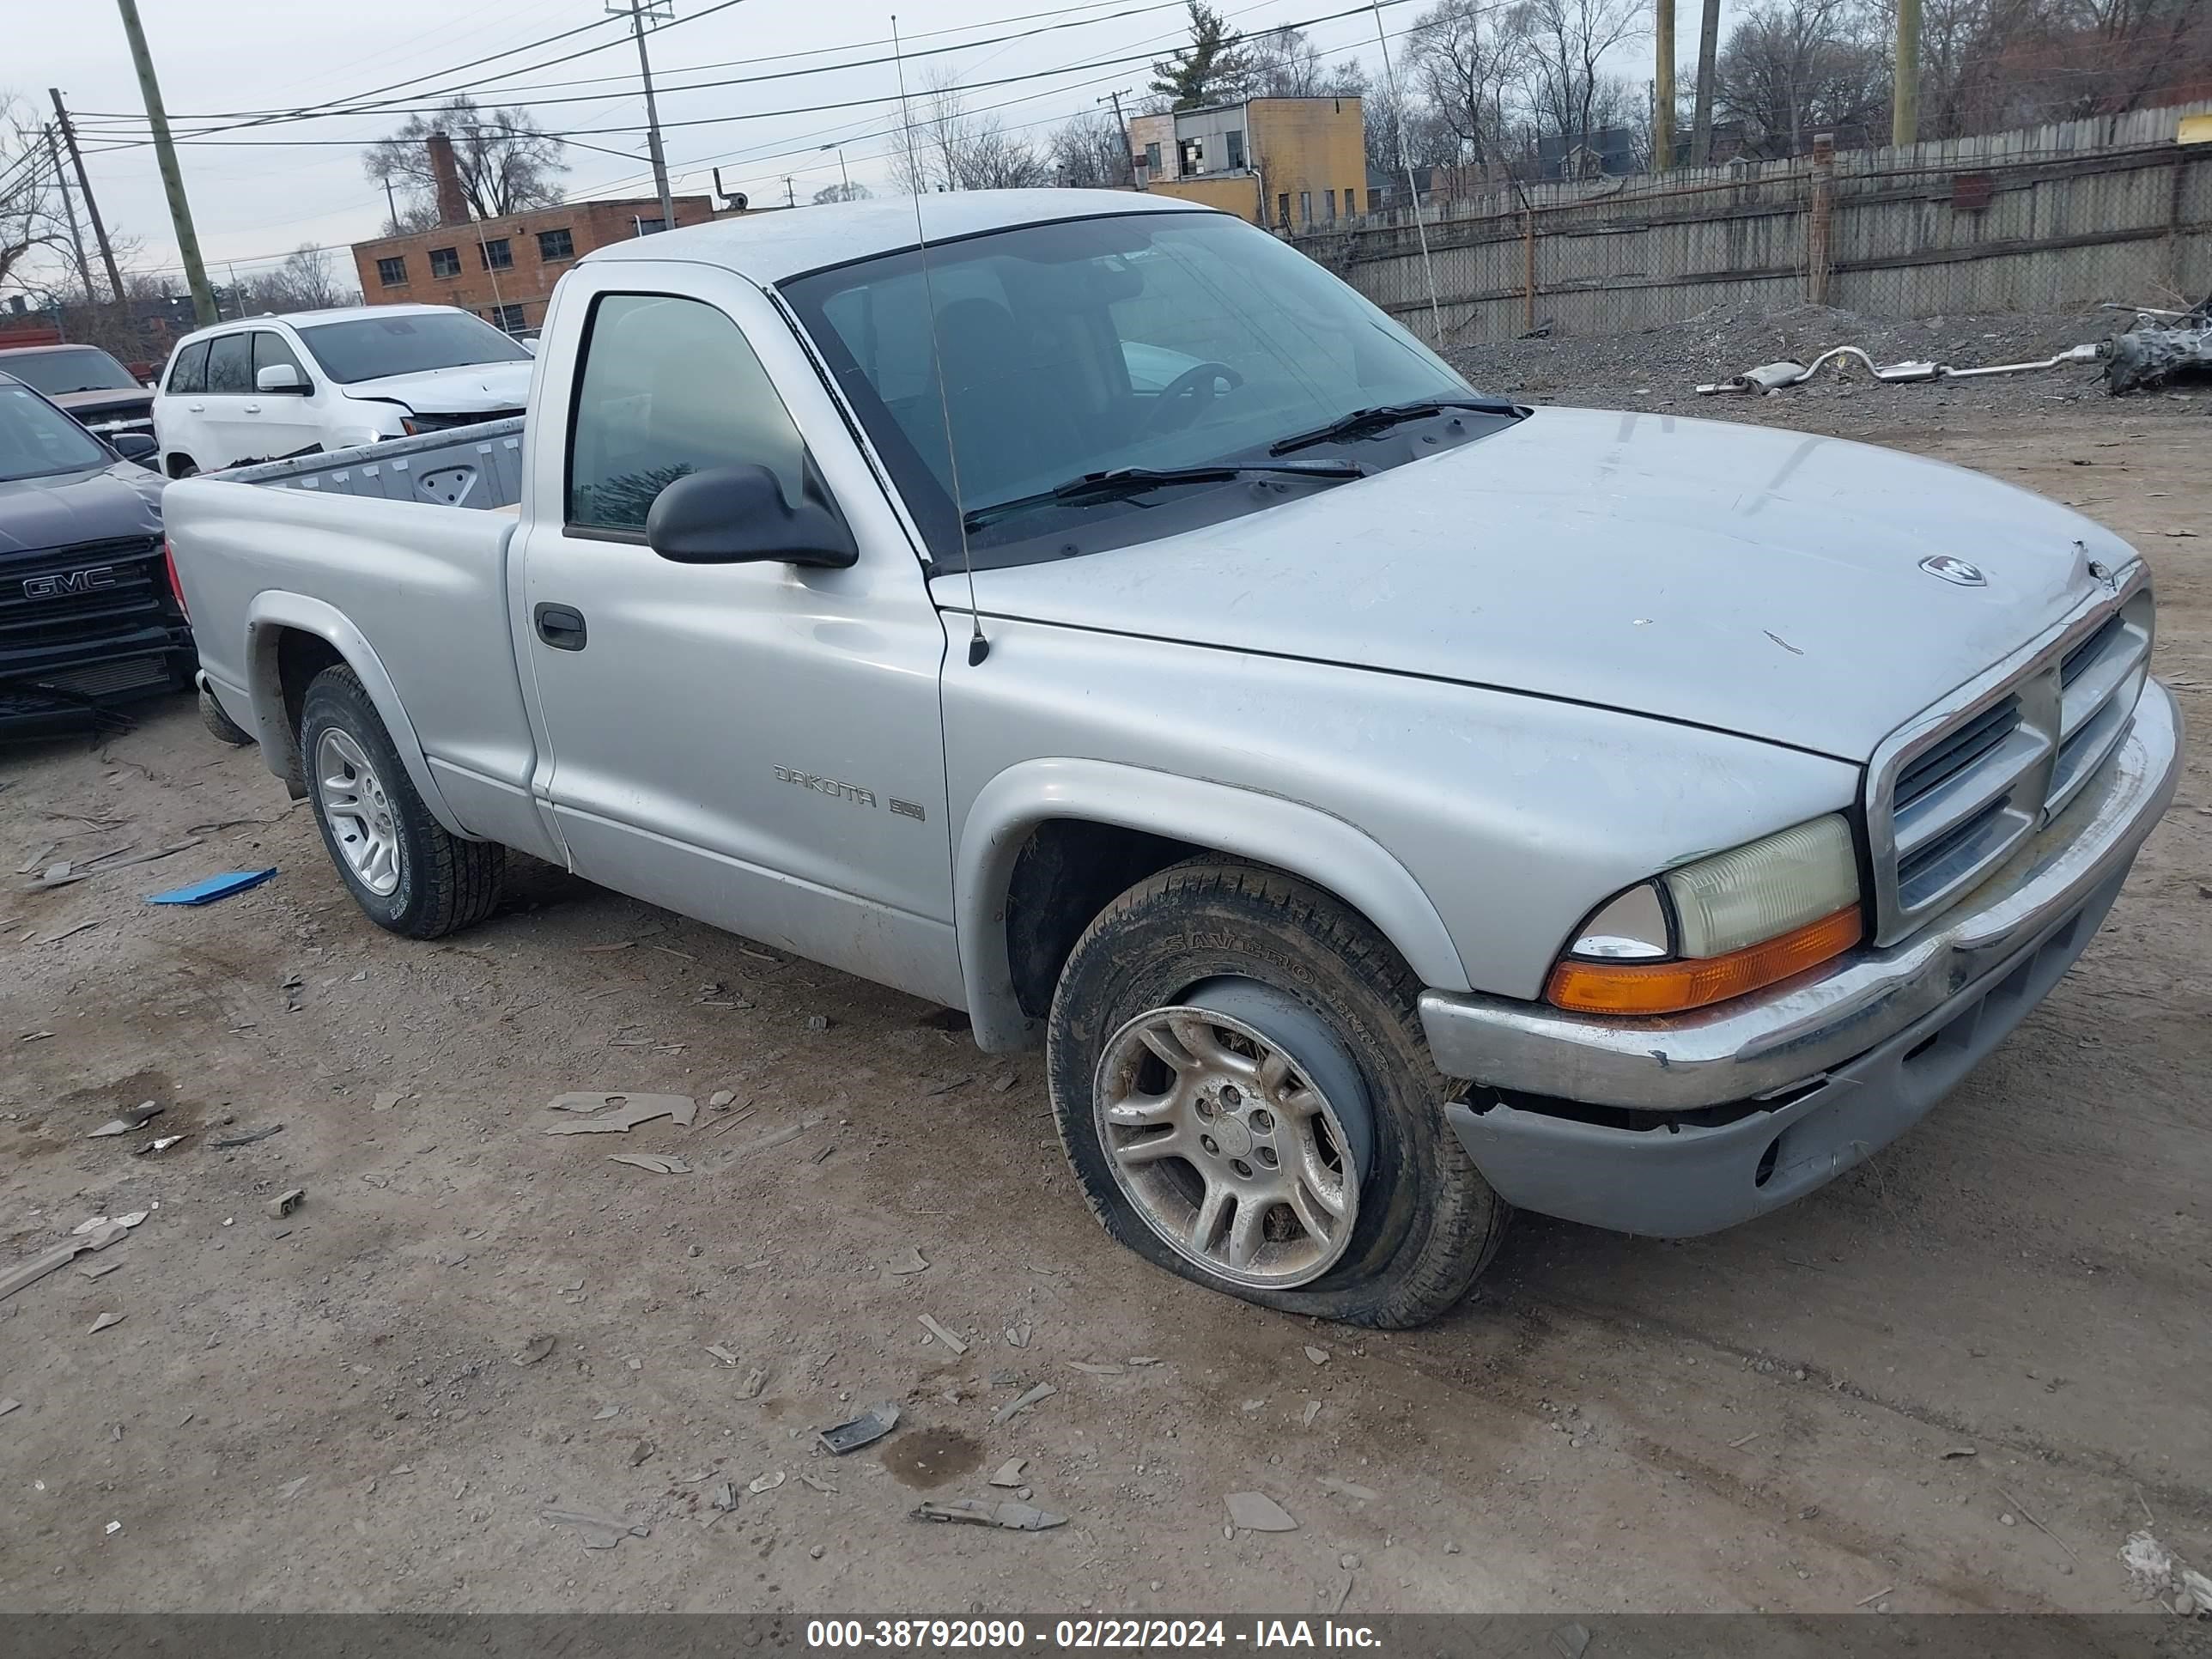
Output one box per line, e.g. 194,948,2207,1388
1697,296,2212,398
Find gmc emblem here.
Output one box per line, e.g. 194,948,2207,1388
22,566,117,600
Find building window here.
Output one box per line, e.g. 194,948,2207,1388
1298,190,1311,227
1225,130,1245,170
1367,189,1381,214
1344,188,1357,219
375,256,407,288
1322,188,1335,226
487,303,529,333
538,227,574,263
1276,192,1291,228
428,246,461,279
480,237,514,270
1144,142,1162,176
1180,137,1204,175
634,216,666,236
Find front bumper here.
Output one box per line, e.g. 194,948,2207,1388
1421,679,2180,1236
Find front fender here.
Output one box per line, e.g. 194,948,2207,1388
243,591,469,838
955,757,1469,1052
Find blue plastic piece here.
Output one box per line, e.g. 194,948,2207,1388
146,869,278,906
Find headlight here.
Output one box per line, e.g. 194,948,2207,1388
1547,815,1863,1015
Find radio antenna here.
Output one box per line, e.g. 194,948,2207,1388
1370,0,1442,348
893,14,989,666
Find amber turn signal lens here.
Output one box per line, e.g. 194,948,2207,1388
1546,906,1863,1016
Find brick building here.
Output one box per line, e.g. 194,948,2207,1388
349,134,714,334
1127,97,1366,230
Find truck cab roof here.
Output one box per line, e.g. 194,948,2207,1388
580,189,1210,286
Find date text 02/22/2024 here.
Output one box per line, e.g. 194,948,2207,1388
804,1622,1383,1650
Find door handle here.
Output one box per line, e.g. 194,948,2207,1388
243,403,262,414
187,403,204,412
533,602,587,651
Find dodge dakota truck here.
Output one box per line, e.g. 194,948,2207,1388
165,191,2181,1328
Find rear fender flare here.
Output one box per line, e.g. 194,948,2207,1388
243,591,468,838
956,757,1470,1051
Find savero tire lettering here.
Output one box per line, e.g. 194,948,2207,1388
23,565,118,600
775,766,875,807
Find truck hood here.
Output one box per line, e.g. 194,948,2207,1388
0,461,164,556
50,387,154,418
947,407,2132,760
341,361,532,415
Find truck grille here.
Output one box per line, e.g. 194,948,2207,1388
1871,580,2152,945
0,535,167,653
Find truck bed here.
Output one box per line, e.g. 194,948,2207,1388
166,412,552,860
216,417,524,510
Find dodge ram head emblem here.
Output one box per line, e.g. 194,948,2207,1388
21,565,118,600
1918,555,1986,586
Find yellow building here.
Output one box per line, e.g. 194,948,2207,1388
1129,96,1366,231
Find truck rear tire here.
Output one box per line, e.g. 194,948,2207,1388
1046,857,1509,1329
298,664,503,939
198,684,254,746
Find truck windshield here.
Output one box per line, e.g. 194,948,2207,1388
3,346,138,395
781,210,1505,565
0,380,112,481
294,312,531,384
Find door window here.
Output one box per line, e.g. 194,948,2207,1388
166,340,210,394
204,334,253,394
252,331,307,381
565,292,807,536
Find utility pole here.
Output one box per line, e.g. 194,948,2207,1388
113,0,216,325
43,125,96,304
782,175,796,209
1690,0,1720,165
48,91,126,305
818,143,851,194
614,0,678,231
1101,89,1140,188
1652,0,1674,172
1892,0,1920,146
381,174,400,231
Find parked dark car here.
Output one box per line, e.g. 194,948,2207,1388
0,371,191,738
0,343,157,448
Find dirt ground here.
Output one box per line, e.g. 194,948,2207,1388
3,329,2208,1617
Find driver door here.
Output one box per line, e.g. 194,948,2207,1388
513,265,963,1006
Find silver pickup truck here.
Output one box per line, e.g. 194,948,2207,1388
167,191,2180,1328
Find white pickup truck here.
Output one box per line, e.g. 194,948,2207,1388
167,191,2180,1328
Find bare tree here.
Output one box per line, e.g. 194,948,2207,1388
1715,0,1889,154
1048,109,1135,189
812,180,872,204
892,72,1052,192
0,98,61,301
1244,26,1370,97
1362,80,1462,176
363,95,568,222
246,245,353,312
1516,0,1647,161
1411,0,1531,165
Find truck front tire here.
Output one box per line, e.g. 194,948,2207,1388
298,664,503,939
1046,857,1509,1328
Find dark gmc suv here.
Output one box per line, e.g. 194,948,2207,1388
0,372,191,738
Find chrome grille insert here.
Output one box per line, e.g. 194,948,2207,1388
1869,574,2152,945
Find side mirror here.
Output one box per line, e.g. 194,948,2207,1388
644,461,857,568
111,431,158,465
521,338,539,356
256,363,307,394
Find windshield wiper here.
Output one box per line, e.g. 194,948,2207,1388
963,459,1364,532
1267,397,1521,456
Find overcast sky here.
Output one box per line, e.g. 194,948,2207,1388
18,0,1670,295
